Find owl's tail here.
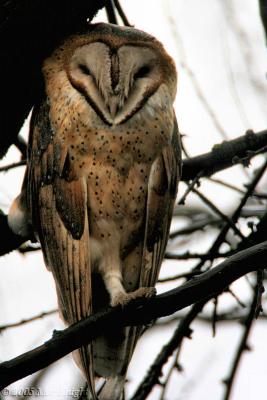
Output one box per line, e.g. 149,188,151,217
98,375,125,400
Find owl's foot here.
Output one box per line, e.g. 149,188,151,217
111,287,156,307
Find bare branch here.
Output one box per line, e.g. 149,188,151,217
0,160,26,173
0,310,57,333
13,135,28,159
190,187,245,240
182,129,267,181
193,158,267,272
0,240,267,389
113,0,131,26
131,300,208,400
105,0,118,24
223,277,260,400
0,0,107,158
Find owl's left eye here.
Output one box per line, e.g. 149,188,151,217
79,64,91,76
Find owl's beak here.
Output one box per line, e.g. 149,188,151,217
108,96,119,119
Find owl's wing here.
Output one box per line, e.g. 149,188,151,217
140,115,181,287
27,99,96,398
119,115,181,373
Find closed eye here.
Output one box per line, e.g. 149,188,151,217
134,65,151,80
79,64,91,76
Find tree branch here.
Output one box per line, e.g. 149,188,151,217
223,278,259,400
181,129,267,181
0,0,107,158
131,300,208,400
259,0,267,42
0,240,266,389
0,310,57,333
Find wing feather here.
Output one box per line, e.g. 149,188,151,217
141,116,181,287
27,101,96,398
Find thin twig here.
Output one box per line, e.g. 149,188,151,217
227,288,246,308
207,177,267,200
255,270,264,318
113,0,131,26
165,252,219,261
0,310,58,332
165,3,229,140
207,177,245,195
169,217,221,239
194,159,267,271
13,135,27,159
212,297,218,337
0,160,26,172
159,348,181,400
178,170,203,205
191,187,245,240
105,0,118,24
158,270,202,283
223,278,261,400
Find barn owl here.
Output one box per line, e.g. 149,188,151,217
8,23,181,399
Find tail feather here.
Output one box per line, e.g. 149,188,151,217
73,346,97,400
98,376,125,400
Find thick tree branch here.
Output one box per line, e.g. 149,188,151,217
0,0,107,158
0,240,267,389
182,129,267,181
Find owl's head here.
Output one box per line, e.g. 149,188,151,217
43,23,177,125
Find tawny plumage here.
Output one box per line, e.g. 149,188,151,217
8,23,181,399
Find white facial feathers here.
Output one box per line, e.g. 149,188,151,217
68,42,163,125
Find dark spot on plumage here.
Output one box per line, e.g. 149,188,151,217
61,152,71,179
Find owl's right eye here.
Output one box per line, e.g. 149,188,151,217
79,64,91,76
134,65,151,80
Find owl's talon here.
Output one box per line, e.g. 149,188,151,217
111,287,156,307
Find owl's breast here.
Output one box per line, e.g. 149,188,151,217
51,97,174,252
